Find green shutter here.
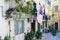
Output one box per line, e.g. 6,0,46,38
38,23,40,32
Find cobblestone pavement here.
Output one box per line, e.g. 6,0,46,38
41,32,60,40
54,32,60,40
34,32,60,40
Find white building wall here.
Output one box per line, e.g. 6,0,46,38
3,1,9,17
14,33,25,40
0,0,36,40
10,13,32,40
9,0,16,8
10,20,15,40
0,0,9,39
24,19,31,33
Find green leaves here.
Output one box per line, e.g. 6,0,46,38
31,9,36,15
4,36,10,40
52,29,57,36
15,2,36,15
5,0,10,2
49,25,57,36
36,31,42,39
23,6,29,13
25,32,35,40
16,4,22,12
15,0,18,3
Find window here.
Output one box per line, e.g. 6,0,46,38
27,18,29,22
47,16,51,20
55,6,58,12
43,15,47,20
14,20,24,35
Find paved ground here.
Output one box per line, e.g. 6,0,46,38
55,32,60,40
41,32,60,40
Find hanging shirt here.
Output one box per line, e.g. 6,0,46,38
40,6,42,15
33,2,37,12
36,3,43,14
36,3,41,13
37,3,43,25
37,13,43,25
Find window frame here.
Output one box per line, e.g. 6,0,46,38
55,6,58,12
14,20,24,35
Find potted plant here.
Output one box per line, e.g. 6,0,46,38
51,29,57,36
49,25,54,32
35,31,42,39
49,25,57,36
30,31,35,40
25,32,32,40
5,0,10,2
4,36,10,40
25,32,35,40
15,4,22,12
30,9,36,16
22,6,29,13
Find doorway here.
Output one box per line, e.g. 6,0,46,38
31,20,35,32
55,22,58,30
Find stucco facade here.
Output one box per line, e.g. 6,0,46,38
0,0,9,39
46,0,60,31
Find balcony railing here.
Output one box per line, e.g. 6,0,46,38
43,15,51,21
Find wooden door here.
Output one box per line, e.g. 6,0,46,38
31,20,35,32
55,22,58,30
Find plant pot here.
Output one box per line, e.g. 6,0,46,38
32,37,36,40
36,36,42,39
36,31,42,39
35,39,41,40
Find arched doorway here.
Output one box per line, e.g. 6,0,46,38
31,20,35,32
55,22,58,30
